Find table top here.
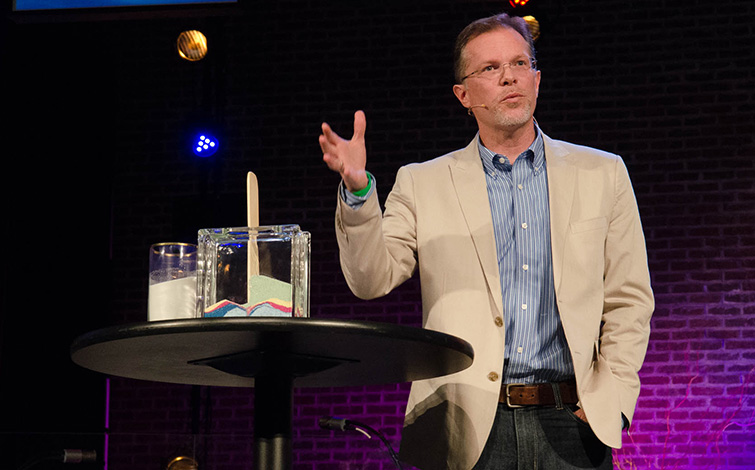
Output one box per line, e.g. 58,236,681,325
70,318,474,388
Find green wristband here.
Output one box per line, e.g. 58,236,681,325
350,172,373,197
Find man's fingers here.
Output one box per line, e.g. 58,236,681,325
352,110,366,140
318,133,326,151
324,158,343,175
320,112,367,179
320,122,339,146
319,125,344,157
318,133,332,155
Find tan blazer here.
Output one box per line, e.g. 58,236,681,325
335,133,654,470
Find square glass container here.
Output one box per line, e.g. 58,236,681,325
197,224,310,318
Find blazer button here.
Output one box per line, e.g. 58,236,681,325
494,316,503,327
487,372,499,382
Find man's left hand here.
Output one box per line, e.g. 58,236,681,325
574,408,589,424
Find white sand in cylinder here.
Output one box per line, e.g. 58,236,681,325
148,276,197,321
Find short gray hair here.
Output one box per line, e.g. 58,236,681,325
453,13,536,84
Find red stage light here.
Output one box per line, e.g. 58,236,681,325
509,0,530,7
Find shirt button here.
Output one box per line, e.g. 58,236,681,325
522,303,528,310
488,372,499,382
494,316,503,327
521,222,528,229
522,264,529,271
498,157,506,164
517,346,523,354
517,184,523,190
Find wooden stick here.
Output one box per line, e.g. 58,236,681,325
247,171,259,228
247,172,260,293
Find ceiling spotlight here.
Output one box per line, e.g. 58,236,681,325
523,15,540,42
177,30,208,62
192,132,219,158
510,0,531,6
166,456,198,470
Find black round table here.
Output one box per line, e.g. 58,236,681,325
70,318,474,470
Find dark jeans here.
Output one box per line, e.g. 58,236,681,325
472,404,614,470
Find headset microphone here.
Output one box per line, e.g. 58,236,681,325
467,104,487,115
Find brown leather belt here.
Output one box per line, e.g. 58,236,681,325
499,380,578,408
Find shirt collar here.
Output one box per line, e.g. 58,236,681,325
478,123,545,176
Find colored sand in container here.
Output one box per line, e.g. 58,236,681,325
204,274,293,318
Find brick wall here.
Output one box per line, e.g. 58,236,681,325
5,0,753,468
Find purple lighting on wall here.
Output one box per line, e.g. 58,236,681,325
104,378,110,470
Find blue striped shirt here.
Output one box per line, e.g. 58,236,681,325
478,128,574,384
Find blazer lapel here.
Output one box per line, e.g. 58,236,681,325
449,138,504,317
544,134,576,295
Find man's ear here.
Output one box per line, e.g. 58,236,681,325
452,83,470,109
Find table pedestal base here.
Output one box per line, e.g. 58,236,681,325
254,374,292,470
191,349,352,469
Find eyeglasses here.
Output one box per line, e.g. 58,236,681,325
462,58,537,81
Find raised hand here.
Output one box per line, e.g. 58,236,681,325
319,110,370,192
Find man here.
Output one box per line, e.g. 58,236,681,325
318,13,653,470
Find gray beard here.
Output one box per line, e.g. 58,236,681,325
489,101,535,129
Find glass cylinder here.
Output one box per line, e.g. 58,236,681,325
148,242,198,321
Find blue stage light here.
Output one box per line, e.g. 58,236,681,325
192,133,219,157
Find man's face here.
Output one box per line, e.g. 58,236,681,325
453,27,541,133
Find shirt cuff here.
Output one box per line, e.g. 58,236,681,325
339,172,375,210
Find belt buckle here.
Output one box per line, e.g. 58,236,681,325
505,383,526,408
